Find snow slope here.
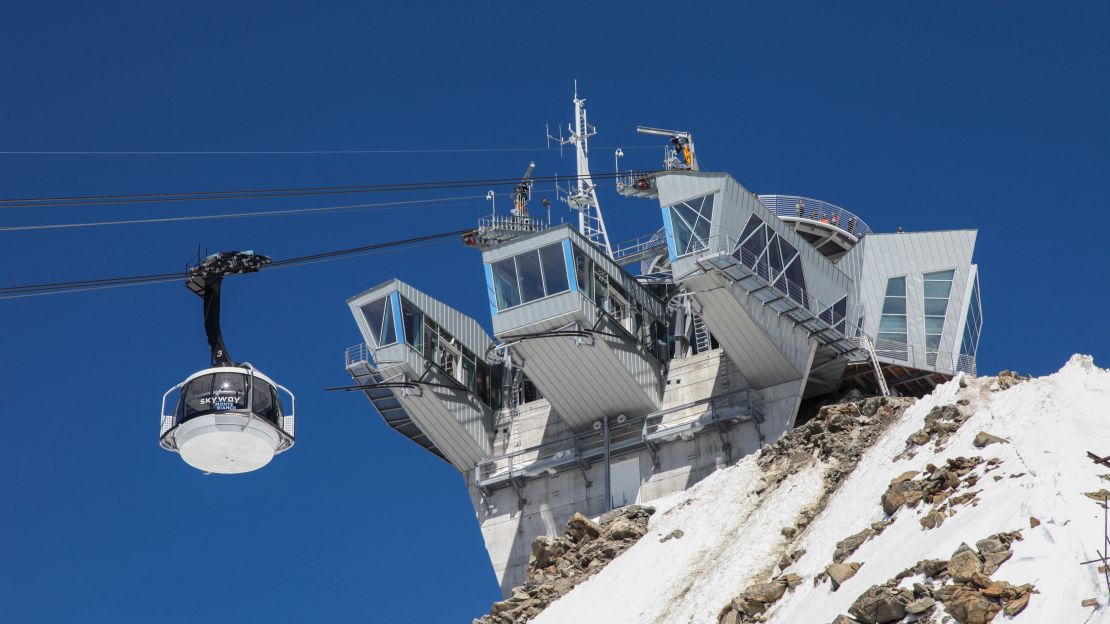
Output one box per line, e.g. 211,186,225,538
532,356,1110,623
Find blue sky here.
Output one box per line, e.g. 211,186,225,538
1,2,1107,622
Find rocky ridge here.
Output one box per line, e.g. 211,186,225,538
475,505,655,624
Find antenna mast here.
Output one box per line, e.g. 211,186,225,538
550,83,613,257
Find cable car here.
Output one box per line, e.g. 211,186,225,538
159,251,295,474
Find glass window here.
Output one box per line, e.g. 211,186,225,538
380,296,397,345
924,298,949,316
667,194,715,256
251,379,278,426
924,280,952,298
923,269,955,359
819,297,848,334
539,244,570,295
401,297,424,351
181,372,249,422
360,297,388,344
516,250,546,303
882,296,906,315
877,276,908,359
492,258,520,310
960,274,983,359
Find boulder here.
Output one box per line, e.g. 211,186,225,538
834,528,874,563
1003,591,1030,616
848,585,908,623
605,516,646,540
827,562,862,591
831,616,859,624
905,596,936,614
565,513,601,542
973,431,1007,448
945,588,1001,624
743,580,787,605
981,549,1012,575
948,544,983,582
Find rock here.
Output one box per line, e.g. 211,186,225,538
834,528,874,563
605,516,646,540
719,608,739,624
848,585,908,623
920,509,946,530
831,616,859,624
917,558,949,579
944,588,1001,624
969,572,994,589
1084,489,1110,502
1029,516,1040,528
975,537,1005,554
743,580,788,605
908,430,930,446
530,536,564,568
780,573,804,588
948,544,983,582
1082,598,1100,607
905,596,936,614
972,431,1007,448
1003,591,1030,616
565,513,601,542
981,549,1012,575
827,562,862,591
981,581,1011,598
659,529,684,543
781,526,797,538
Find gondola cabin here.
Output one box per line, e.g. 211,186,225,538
160,365,295,474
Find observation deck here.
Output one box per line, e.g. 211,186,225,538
482,225,668,431
758,195,871,261
346,280,501,469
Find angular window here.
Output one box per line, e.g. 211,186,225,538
360,295,397,346
877,276,908,360
516,250,546,303
733,214,807,306
923,270,955,365
491,258,521,310
491,243,574,311
538,243,570,296
401,297,424,352
819,296,848,334
667,193,715,256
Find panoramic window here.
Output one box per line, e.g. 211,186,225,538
733,214,808,306
490,243,571,311
923,270,955,364
667,194,715,256
877,276,908,359
360,295,397,346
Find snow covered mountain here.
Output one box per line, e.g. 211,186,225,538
492,356,1110,623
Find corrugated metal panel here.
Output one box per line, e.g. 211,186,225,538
687,274,804,387
511,330,660,431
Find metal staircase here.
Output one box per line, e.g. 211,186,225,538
858,335,890,397
692,313,712,353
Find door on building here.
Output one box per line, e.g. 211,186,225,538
609,456,641,509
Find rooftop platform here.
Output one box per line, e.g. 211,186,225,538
758,195,872,261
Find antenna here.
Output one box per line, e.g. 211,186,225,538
548,84,613,258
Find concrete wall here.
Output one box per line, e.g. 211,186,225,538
469,348,810,595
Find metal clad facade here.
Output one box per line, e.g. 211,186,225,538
849,230,977,372
346,280,498,469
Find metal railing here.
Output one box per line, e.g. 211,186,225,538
861,336,977,377
612,227,668,264
478,214,549,234
616,170,658,194
345,343,371,369
643,388,762,441
758,195,873,239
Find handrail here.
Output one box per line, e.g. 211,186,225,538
758,195,873,239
